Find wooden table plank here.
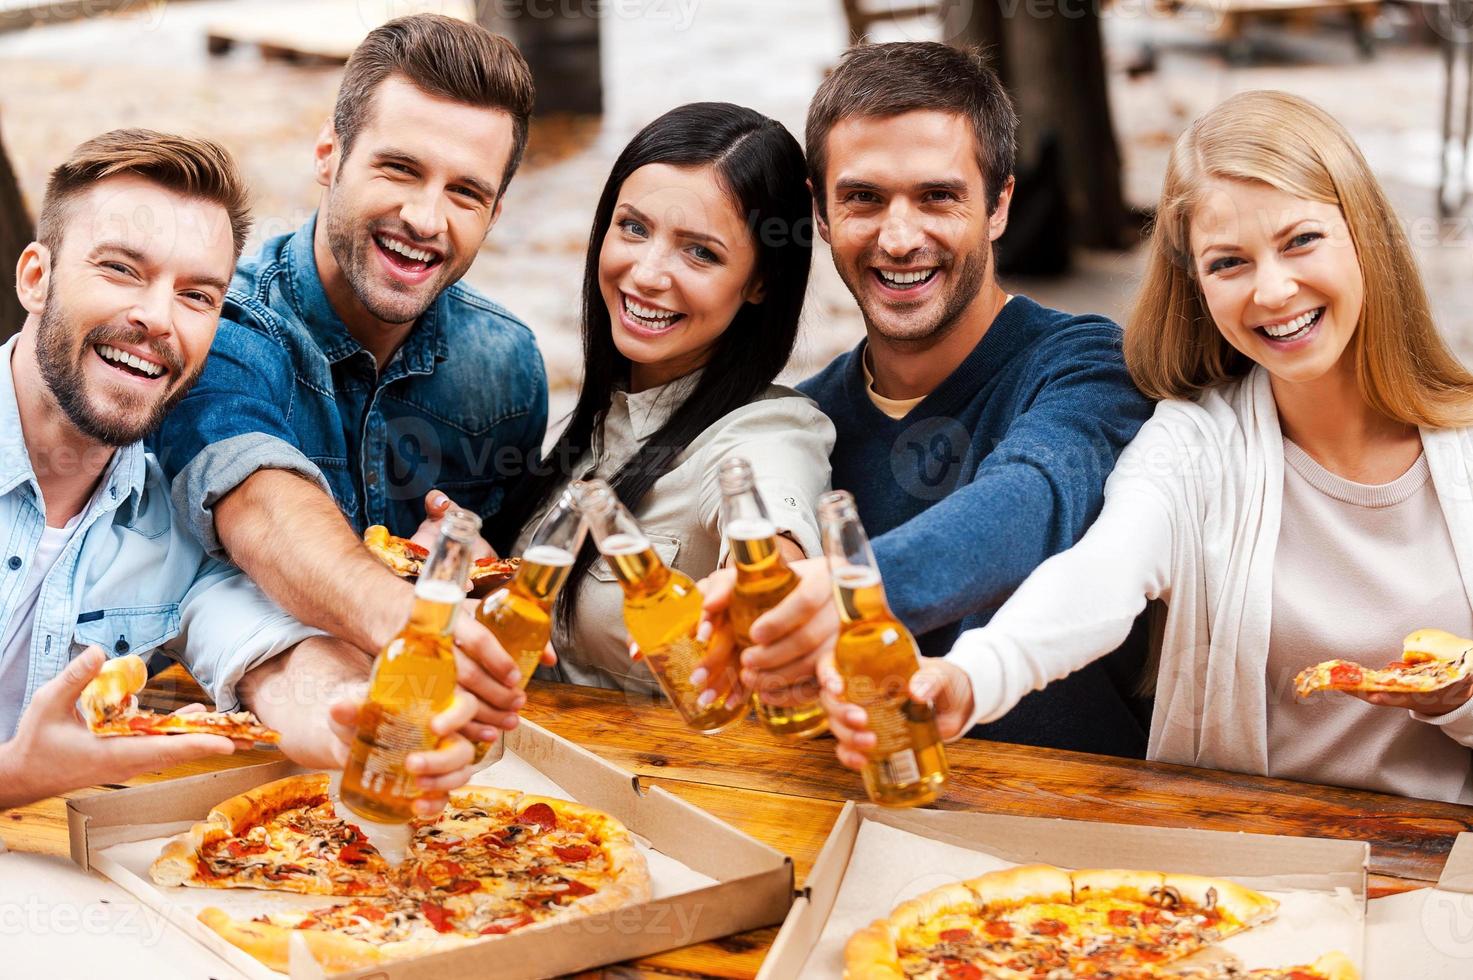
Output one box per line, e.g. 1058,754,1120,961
520,684,1473,887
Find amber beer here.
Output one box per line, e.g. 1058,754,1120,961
475,489,584,687
719,456,828,740
819,491,948,806
572,478,749,734
340,509,480,822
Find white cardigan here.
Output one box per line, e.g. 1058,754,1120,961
951,367,1473,775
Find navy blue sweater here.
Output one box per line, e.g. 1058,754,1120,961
800,296,1155,756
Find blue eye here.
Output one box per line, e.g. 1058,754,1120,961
690,245,717,263
618,218,647,237
1207,256,1242,274
1289,231,1322,249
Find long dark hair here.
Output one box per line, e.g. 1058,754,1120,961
493,102,813,633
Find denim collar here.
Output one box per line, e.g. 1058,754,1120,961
285,213,446,377
0,334,146,518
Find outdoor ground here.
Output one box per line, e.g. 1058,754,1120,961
2,0,1470,425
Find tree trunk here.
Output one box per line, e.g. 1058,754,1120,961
479,1,602,115
0,124,31,341
944,0,1133,274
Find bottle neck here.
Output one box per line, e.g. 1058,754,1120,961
408,583,461,635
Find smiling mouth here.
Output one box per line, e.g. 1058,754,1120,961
622,293,685,332
374,233,444,275
94,343,167,380
1257,307,1324,343
873,268,938,291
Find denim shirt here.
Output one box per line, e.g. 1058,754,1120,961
0,337,320,740
152,214,548,555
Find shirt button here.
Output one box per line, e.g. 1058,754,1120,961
114,635,130,654
7,556,20,570
367,472,379,487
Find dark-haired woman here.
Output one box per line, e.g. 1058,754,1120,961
491,102,834,695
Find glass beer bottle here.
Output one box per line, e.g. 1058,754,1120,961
340,509,480,823
719,456,828,740
819,490,948,806
475,488,585,689
572,478,749,734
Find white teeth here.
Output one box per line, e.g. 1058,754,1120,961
1261,308,1322,339
878,268,936,286
624,296,680,324
377,236,435,264
96,344,164,378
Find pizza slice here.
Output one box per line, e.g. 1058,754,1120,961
363,525,429,577
80,653,280,743
1295,628,1473,698
400,787,649,913
468,555,521,595
151,773,391,896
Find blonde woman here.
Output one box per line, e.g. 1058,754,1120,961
820,90,1473,803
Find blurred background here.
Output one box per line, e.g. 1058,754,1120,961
2,0,1471,427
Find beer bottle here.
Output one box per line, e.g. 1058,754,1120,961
340,508,479,823
819,490,948,806
475,488,585,689
718,456,828,740
572,478,748,734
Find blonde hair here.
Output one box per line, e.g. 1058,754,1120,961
1125,90,1473,428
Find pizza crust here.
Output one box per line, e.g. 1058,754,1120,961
79,654,147,726
842,920,905,980
1162,872,1278,928
1305,950,1359,980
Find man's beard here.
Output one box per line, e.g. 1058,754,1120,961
840,246,988,350
34,300,195,447
323,186,460,327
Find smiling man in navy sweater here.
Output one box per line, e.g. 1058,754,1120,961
700,42,1155,757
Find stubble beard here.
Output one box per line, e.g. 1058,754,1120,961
33,298,197,447
323,184,459,328
839,246,989,352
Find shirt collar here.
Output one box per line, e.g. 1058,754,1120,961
0,334,146,514
612,370,704,442
287,213,446,377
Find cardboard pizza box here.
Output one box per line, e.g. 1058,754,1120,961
757,802,1370,980
67,718,794,980
1366,832,1473,978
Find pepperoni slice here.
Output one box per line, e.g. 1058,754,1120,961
337,842,373,866
1329,663,1364,687
941,962,982,980
431,859,465,878
938,928,972,943
354,906,386,921
520,803,557,831
1108,908,1134,928
443,878,480,895
412,869,435,891
1031,919,1067,936
419,901,455,934
406,541,429,560
225,839,267,858
983,920,1014,940
480,913,534,935
553,878,595,900
554,844,593,863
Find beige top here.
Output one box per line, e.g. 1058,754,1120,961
514,375,836,694
861,353,925,421
1266,439,1473,803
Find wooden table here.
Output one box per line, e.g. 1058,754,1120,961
7,668,1473,979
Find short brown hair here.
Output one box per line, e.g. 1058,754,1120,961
805,41,1018,216
334,14,535,196
37,128,251,258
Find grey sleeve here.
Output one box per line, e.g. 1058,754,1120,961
171,432,333,559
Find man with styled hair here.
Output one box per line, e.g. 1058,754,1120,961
0,129,477,809
153,14,548,745
705,42,1156,755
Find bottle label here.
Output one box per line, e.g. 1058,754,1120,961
880,749,922,786
847,675,914,757
359,707,432,797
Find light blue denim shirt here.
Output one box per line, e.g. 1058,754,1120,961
0,336,321,740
